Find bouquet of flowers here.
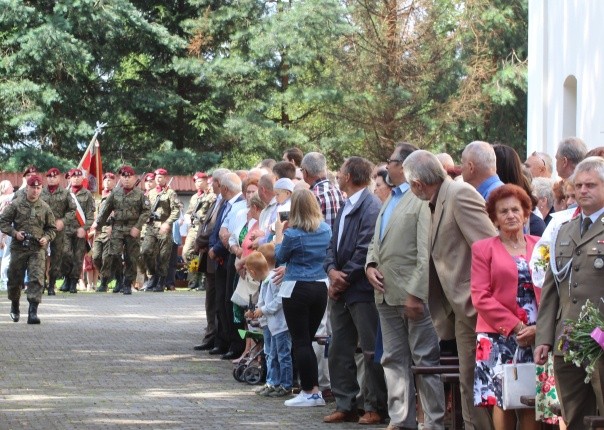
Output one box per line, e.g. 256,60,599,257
558,299,604,383
534,244,550,271
188,257,200,273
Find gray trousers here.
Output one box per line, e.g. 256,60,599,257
328,299,387,414
378,302,445,429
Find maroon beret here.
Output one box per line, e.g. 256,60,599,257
46,167,61,178
26,174,43,187
193,172,208,180
103,172,116,180
65,168,83,179
119,166,136,177
154,168,168,176
23,165,38,177
144,173,156,182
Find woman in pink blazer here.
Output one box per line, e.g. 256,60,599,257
471,184,540,430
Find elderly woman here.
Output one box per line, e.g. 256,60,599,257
274,189,331,407
532,177,556,226
471,184,540,430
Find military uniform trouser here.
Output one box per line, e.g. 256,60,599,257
8,245,46,304
92,235,117,279
48,229,65,280
62,232,87,279
105,228,140,282
181,226,198,264
140,226,171,277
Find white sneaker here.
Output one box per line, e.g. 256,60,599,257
283,391,326,407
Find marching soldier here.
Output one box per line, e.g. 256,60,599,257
0,174,56,324
41,168,76,295
140,168,180,292
60,168,95,293
182,172,215,289
92,172,117,292
93,166,150,295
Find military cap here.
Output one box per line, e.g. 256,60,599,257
144,173,156,182
119,166,136,177
154,168,168,176
46,167,61,177
26,174,43,187
103,172,116,180
23,165,38,177
193,172,208,180
65,168,83,179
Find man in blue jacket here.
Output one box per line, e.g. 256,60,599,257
323,156,387,425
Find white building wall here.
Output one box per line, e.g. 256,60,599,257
528,0,604,156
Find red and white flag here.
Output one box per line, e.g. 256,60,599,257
78,133,103,195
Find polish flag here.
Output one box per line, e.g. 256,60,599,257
78,136,103,195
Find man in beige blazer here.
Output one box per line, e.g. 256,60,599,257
403,150,497,430
535,156,604,430
366,143,445,430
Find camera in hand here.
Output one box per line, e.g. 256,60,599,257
279,211,290,222
147,212,160,223
21,232,36,247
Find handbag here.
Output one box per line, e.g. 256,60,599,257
502,347,536,410
230,273,260,308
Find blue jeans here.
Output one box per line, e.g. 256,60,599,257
268,330,293,389
263,327,277,387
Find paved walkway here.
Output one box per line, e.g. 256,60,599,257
0,291,383,429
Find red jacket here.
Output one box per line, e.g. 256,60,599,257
471,234,540,337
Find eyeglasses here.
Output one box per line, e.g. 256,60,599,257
386,158,403,164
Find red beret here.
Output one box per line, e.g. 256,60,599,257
26,174,43,187
193,172,208,180
154,168,168,176
103,172,116,180
23,165,38,177
119,166,135,177
144,173,156,182
65,168,83,179
46,167,61,178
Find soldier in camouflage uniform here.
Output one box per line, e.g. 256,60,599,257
182,172,215,289
13,165,39,200
140,168,180,292
92,172,118,292
60,168,95,293
93,166,150,295
0,175,56,324
41,167,76,296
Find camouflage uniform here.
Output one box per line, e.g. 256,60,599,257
0,195,56,304
41,185,75,291
95,187,150,294
140,186,179,285
92,191,118,290
62,187,95,290
182,189,216,263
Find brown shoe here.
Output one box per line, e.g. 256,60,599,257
323,410,359,423
358,411,383,425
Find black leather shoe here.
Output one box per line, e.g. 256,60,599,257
9,300,19,322
208,347,226,355
193,343,214,351
221,351,240,360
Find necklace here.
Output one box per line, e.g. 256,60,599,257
501,237,525,249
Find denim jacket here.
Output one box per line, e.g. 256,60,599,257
275,222,331,282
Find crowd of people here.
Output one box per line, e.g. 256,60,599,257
1,138,603,430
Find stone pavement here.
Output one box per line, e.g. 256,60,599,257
0,291,385,430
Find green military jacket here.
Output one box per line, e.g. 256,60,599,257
41,186,76,220
147,186,179,225
0,195,57,247
64,187,95,232
186,190,216,229
96,187,151,232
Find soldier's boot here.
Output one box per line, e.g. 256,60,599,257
47,277,56,296
112,275,123,293
69,278,78,294
143,275,158,292
122,278,132,295
27,300,40,324
152,276,166,292
96,278,109,293
198,273,206,291
9,300,20,322
59,277,71,292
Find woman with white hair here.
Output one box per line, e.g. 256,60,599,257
532,177,556,226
